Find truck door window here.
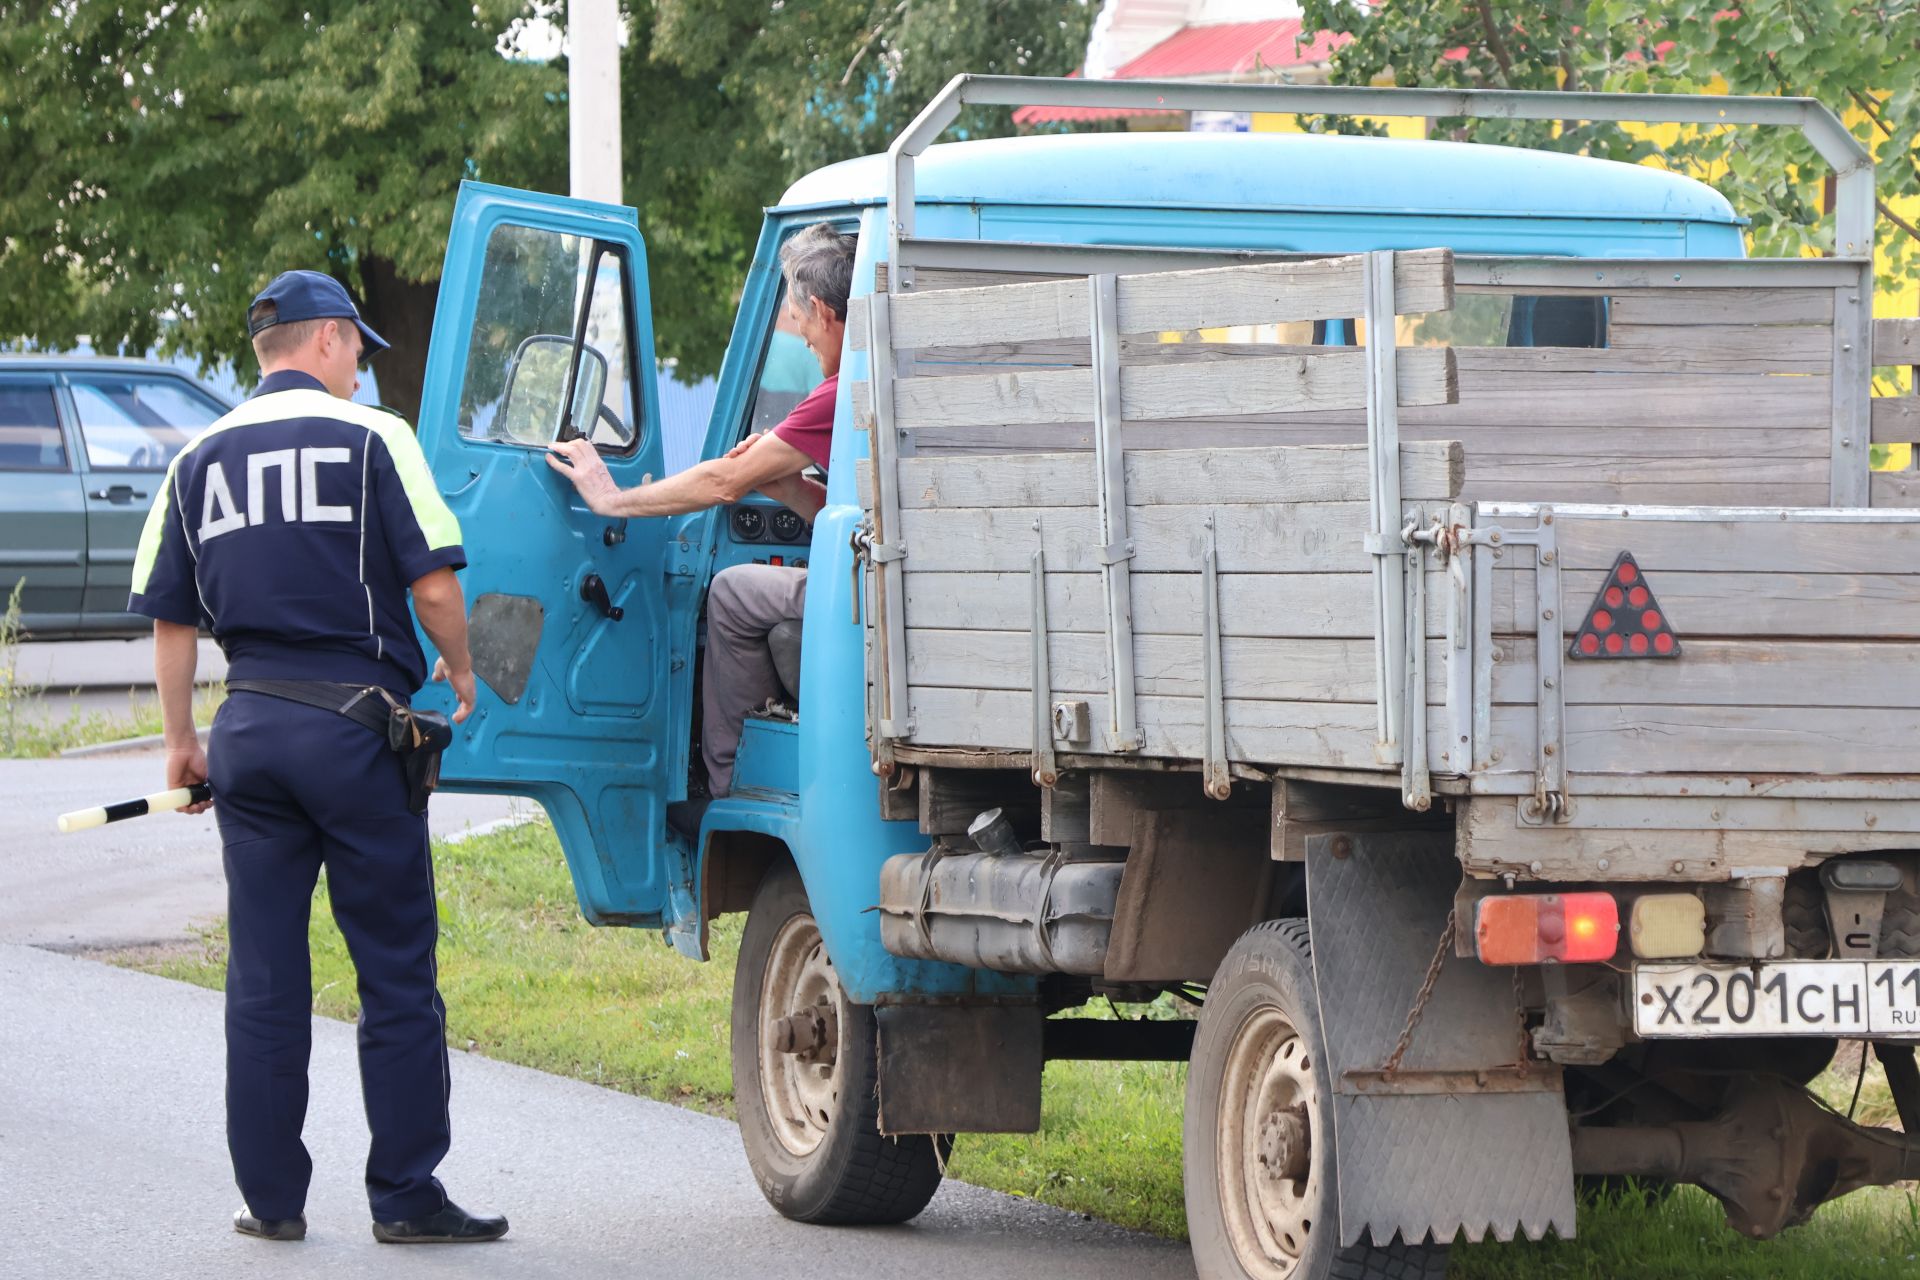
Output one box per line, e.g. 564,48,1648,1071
1394,295,1608,349
455,224,641,453
747,278,827,435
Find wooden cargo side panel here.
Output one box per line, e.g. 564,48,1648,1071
1478,512,1920,779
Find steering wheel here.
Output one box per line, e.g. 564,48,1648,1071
125,443,161,469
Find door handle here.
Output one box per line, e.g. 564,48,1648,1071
89,485,148,503
580,573,624,622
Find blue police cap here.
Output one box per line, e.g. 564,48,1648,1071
248,270,390,355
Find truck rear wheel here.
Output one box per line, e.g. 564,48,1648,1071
1185,919,1450,1280
731,860,947,1224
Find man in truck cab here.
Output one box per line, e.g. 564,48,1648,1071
547,222,854,800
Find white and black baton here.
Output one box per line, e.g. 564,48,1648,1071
57,783,214,833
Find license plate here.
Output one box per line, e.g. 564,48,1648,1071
1634,960,1920,1038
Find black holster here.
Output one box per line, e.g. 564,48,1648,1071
227,679,452,816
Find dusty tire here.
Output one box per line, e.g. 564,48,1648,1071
1185,919,1450,1280
732,860,946,1224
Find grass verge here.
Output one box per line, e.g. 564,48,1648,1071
1,683,225,758
118,820,1920,1273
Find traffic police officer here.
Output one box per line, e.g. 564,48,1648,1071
130,270,507,1244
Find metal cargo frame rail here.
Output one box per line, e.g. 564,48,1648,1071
861,75,1880,787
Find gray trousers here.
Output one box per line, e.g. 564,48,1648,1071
704,563,807,797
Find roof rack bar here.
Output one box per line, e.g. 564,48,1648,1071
884,76,1874,289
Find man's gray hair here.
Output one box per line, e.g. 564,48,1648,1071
779,223,857,321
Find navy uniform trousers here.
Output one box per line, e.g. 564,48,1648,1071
208,690,452,1223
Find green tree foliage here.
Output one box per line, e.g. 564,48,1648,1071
0,2,571,421
1297,0,1919,280
651,0,1097,179
0,1,1092,419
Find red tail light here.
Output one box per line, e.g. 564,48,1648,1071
1475,892,1619,965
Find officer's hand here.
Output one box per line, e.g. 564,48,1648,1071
546,438,620,514
167,740,212,815
724,432,763,460
434,656,477,724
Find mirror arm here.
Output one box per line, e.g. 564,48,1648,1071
555,242,605,442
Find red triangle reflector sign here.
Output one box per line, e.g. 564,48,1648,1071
1568,552,1680,660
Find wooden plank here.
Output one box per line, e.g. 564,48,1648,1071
871,251,1452,352
907,339,1328,371
896,502,1377,574
899,420,1830,462
1115,249,1454,333
1871,470,1920,508
887,275,1092,351
1479,703,1920,775
1488,639,1920,709
1871,396,1920,444
870,370,1830,444
906,629,1383,702
1606,322,1832,374
1494,570,1920,638
1555,516,1920,575
903,338,1833,378
1873,317,1920,367
1456,344,1829,378
1604,288,1834,326
863,347,1457,432
900,571,1451,640
903,686,1389,771
1465,482,1830,507
1464,454,1825,487
874,264,1073,292
859,441,1462,510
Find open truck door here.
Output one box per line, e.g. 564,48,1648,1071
413,181,682,926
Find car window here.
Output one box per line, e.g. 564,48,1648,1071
68,376,226,471
455,224,641,455
0,381,69,472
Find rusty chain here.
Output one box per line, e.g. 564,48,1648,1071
1380,907,1457,1077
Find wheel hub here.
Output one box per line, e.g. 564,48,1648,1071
757,914,846,1158
1258,1105,1311,1183
1218,1006,1322,1279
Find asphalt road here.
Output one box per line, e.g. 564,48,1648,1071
0,748,527,949
0,725,1194,1278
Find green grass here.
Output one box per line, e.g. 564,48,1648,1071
122,820,1920,1273
0,683,225,759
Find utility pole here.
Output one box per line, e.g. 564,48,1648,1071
568,0,622,204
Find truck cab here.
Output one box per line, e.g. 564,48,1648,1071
413,78,1920,1280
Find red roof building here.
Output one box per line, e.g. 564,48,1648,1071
1015,17,1349,127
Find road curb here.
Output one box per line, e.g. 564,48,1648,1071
440,811,547,845
58,725,212,759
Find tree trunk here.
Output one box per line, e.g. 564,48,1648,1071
357,256,440,426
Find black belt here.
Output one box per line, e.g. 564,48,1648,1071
226,678,452,816
226,678,397,737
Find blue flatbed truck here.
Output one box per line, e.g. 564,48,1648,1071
412,78,1920,1279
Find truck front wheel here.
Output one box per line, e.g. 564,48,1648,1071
731,860,947,1224
1185,919,1450,1280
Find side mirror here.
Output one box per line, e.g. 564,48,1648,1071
497,334,608,446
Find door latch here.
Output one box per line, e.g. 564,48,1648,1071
603,519,627,547
580,573,624,622
89,485,148,504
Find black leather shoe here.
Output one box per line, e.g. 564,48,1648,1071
233,1208,306,1241
371,1201,509,1244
